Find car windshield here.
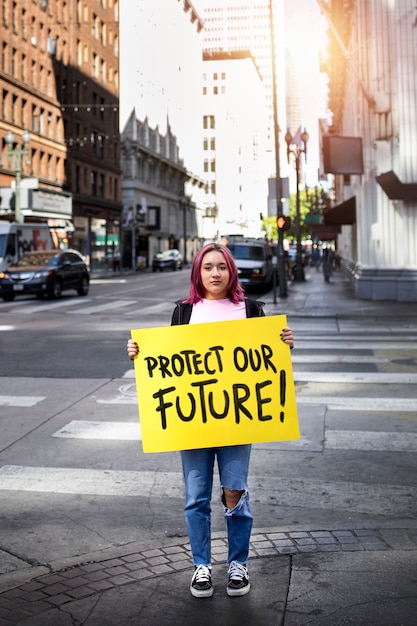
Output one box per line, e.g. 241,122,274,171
227,244,264,261
157,250,176,259
16,252,59,267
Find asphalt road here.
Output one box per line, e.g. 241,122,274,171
0,268,195,378
1,267,416,587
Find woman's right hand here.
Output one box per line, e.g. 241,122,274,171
127,339,139,360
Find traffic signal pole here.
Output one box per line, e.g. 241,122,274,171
269,0,287,301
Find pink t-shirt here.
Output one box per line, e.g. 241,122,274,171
189,298,247,325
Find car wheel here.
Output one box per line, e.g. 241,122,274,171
48,279,62,299
77,276,89,296
2,294,15,302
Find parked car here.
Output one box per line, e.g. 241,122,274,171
152,249,183,272
0,249,90,301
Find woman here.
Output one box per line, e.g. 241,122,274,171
127,243,294,599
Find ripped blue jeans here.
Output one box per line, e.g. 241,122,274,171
180,445,253,567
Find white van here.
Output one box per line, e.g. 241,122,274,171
0,223,53,271
226,237,274,290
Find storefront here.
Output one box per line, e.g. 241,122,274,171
71,207,121,270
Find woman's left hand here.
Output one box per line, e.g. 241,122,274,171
280,326,294,349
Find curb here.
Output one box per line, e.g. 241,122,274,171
1,526,416,623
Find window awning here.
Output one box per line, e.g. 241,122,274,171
323,196,356,225
375,170,417,200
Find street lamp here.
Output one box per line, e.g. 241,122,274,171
5,129,31,223
285,127,309,282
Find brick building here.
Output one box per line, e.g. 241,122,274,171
0,0,121,268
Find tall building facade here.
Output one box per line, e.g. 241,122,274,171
0,0,121,268
323,0,417,301
197,0,287,224
201,50,269,240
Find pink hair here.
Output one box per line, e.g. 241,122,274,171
184,243,245,304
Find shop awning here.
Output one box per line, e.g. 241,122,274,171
323,196,356,225
310,224,341,241
375,170,417,200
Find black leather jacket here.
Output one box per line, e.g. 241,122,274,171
171,298,265,325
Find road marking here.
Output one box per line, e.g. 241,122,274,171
0,395,45,407
66,300,137,314
296,396,416,411
326,430,417,452
294,372,417,384
0,325,14,331
52,420,141,440
17,298,92,314
292,355,390,363
51,421,417,454
0,465,414,516
296,340,417,350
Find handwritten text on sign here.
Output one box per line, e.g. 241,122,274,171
131,314,299,453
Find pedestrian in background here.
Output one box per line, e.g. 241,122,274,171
127,243,294,599
322,246,334,283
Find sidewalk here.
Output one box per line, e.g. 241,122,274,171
1,268,416,625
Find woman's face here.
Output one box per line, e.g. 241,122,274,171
200,249,230,300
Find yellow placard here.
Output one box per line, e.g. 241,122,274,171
131,314,299,453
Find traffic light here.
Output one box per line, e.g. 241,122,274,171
277,215,291,231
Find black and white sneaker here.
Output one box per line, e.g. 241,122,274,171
226,561,250,597
190,565,213,598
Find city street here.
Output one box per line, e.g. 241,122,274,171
0,267,417,624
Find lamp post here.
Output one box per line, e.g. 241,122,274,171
285,127,308,282
5,129,31,223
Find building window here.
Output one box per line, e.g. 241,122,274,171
12,1,17,30
75,165,81,193
1,42,6,71
1,90,7,118
99,173,105,197
11,47,16,76
11,94,17,124
20,53,25,80
91,171,97,196
21,98,26,126
21,8,26,37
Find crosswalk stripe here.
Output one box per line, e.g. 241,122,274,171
16,298,92,314
0,465,414,516
0,395,46,407
52,420,141,440
326,430,417,452
294,372,417,383
296,396,416,411
67,300,138,314
295,340,417,350
292,355,389,363
51,421,417,454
